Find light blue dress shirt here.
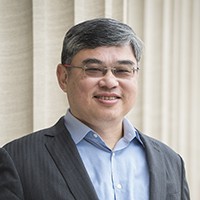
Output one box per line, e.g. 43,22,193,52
64,110,149,200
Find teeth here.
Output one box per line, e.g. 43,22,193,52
97,96,117,100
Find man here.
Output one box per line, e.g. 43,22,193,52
0,18,190,199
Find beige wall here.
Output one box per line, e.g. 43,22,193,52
0,0,199,198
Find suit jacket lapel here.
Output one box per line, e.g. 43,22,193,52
44,117,99,200
139,133,167,200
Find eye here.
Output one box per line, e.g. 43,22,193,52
84,65,104,76
86,67,102,72
85,67,102,72
115,66,132,74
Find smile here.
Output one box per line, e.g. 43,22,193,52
94,95,120,100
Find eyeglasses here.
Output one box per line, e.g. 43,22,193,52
64,64,140,78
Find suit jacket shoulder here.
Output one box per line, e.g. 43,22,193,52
140,132,180,160
2,117,99,200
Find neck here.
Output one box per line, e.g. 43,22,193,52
87,121,123,149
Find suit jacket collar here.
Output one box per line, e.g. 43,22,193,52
44,117,99,200
139,132,166,200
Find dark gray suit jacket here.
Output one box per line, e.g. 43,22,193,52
0,117,190,200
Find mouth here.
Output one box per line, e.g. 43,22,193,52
93,94,121,107
94,96,120,100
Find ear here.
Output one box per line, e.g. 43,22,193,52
56,64,68,93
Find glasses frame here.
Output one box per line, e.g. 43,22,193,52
63,64,140,78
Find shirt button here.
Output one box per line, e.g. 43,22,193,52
93,133,98,138
116,183,122,189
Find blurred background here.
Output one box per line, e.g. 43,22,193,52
0,0,199,199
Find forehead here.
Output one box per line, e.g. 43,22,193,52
71,45,136,64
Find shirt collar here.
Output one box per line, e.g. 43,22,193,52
123,117,144,147
64,110,91,144
64,109,144,147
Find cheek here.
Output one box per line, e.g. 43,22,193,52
123,82,138,104
67,79,94,102
125,79,138,95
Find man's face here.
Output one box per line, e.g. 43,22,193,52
58,45,139,127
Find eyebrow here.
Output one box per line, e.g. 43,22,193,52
117,60,136,66
81,58,136,66
82,58,103,65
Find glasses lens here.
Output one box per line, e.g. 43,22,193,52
113,65,134,78
84,65,104,77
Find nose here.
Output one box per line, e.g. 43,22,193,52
98,69,119,89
